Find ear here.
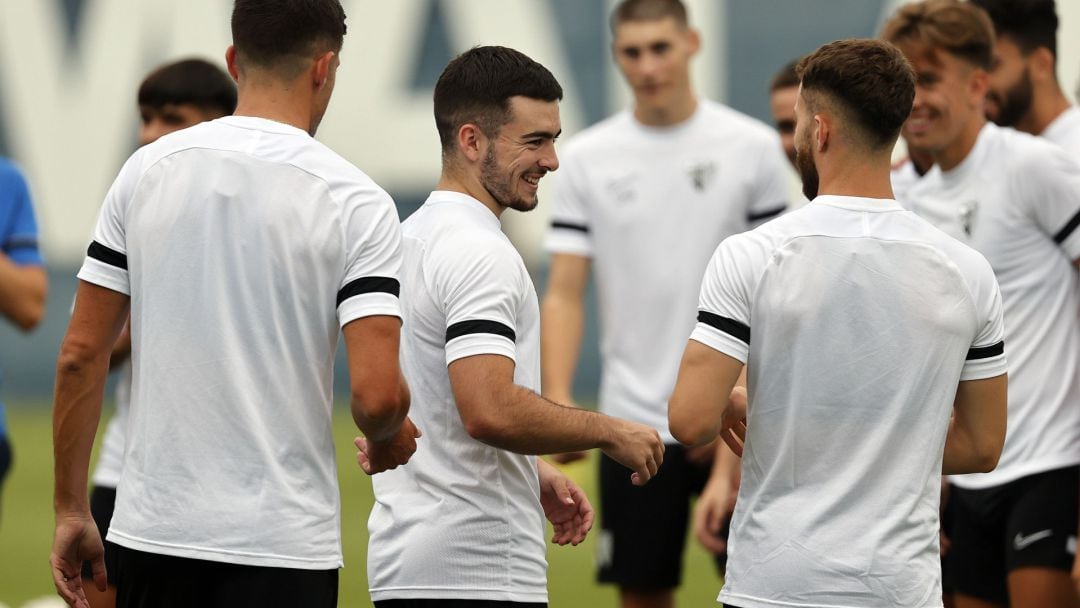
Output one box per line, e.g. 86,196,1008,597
1028,47,1056,84
225,45,240,82
312,51,335,90
685,28,701,57
814,113,829,153
456,123,487,163
969,68,990,107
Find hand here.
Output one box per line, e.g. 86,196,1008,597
601,419,665,486
693,476,737,556
538,460,594,546
51,513,106,608
718,387,748,457
355,417,421,474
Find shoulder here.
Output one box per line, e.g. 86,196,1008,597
559,111,635,160
0,158,30,197
699,100,781,147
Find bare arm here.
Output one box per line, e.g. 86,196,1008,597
0,253,46,331
52,280,129,605
540,253,590,404
449,354,664,484
942,374,1007,475
668,340,746,448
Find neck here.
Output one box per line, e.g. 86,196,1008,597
935,114,985,172
817,149,895,200
233,77,313,135
436,167,503,219
634,88,698,127
1019,85,1072,136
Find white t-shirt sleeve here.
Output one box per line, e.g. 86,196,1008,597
689,235,757,363
960,260,1007,381
1017,144,1080,261
78,151,142,295
434,234,523,366
337,191,404,327
544,149,593,257
746,134,790,226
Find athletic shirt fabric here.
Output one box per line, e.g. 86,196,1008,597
91,362,128,488
78,116,403,569
545,100,790,442
694,195,1007,608
1042,104,1080,159
367,191,547,603
0,159,44,438
901,123,1080,490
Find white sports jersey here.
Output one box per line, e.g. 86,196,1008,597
545,100,790,442
902,123,1080,489
1043,105,1080,159
367,191,547,603
693,195,1006,608
90,361,129,488
890,157,926,205
78,116,403,569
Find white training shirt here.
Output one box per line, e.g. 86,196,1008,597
1043,104,1080,159
891,157,926,205
693,195,1006,608
545,100,790,442
90,361,129,488
78,115,403,569
901,122,1080,489
367,191,547,603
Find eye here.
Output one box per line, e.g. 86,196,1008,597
623,48,640,60
650,42,670,55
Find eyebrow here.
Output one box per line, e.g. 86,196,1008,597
521,129,562,140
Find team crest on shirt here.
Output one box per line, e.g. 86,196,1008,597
958,200,979,237
688,161,717,192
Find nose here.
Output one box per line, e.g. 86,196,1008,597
911,85,926,112
540,142,559,172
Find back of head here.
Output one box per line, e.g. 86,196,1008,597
231,0,346,76
770,60,801,93
970,0,1058,58
882,0,995,70
138,59,237,116
433,46,563,160
610,0,689,33
797,39,916,151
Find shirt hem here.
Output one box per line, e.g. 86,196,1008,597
107,530,343,570
718,590,942,608
369,586,547,603
950,453,1080,489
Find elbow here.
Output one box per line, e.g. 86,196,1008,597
12,298,45,332
351,385,408,441
56,335,100,376
461,410,504,444
669,411,712,448
973,443,1004,474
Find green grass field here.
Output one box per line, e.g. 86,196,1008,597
0,402,722,607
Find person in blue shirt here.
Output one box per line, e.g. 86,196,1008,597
0,157,47,517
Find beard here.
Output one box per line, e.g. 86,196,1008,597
480,145,538,213
987,67,1034,128
795,142,819,201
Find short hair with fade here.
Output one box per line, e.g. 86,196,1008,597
770,60,801,93
433,46,563,158
231,0,346,72
970,0,1058,58
610,0,689,33
138,59,237,117
797,39,916,150
882,0,995,70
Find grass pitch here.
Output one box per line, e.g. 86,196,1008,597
0,402,722,607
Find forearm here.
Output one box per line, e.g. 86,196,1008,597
53,349,109,514
0,254,46,331
540,293,584,402
467,384,614,455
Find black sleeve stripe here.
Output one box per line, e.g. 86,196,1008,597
747,204,787,223
698,311,750,345
336,276,400,307
446,320,516,344
3,237,38,251
967,341,1004,361
551,220,590,234
1052,208,1080,245
87,241,127,270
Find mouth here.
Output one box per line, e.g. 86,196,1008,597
522,173,544,190
905,112,935,136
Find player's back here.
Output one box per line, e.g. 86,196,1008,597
715,196,1002,608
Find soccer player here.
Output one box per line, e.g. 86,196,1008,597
884,2,1080,606
0,157,47,518
769,60,800,168
50,1,416,606
541,1,790,604
365,45,665,607
971,0,1080,158
669,37,1009,608
80,57,237,608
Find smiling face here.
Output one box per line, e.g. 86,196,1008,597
899,43,987,161
612,16,698,118
770,84,799,167
479,96,561,213
984,35,1034,128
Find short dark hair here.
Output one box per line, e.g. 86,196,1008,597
770,60,801,93
231,0,346,71
610,0,689,34
433,46,563,157
970,0,1058,58
138,59,237,116
882,0,995,70
797,39,916,150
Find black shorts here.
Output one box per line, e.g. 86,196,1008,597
375,601,545,607
946,465,1079,604
114,544,338,608
0,435,11,493
597,444,727,590
82,485,119,584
